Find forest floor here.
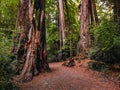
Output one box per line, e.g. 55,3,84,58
18,58,120,90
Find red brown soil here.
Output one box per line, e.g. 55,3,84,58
19,61,120,90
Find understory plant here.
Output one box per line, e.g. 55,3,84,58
90,18,120,64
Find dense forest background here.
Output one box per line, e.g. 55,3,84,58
0,0,120,89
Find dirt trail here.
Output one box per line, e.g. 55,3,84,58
20,61,119,90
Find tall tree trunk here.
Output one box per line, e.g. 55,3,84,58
58,0,66,60
77,0,90,57
89,0,98,23
77,0,98,57
64,0,74,66
16,0,31,71
15,0,50,82
89,0,98,46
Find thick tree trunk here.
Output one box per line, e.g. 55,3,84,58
16,0,31,71
77,0,90,57
15,0,50,82
58,0,66,60
77,0,98,58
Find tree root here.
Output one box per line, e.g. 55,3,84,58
62,58,75,67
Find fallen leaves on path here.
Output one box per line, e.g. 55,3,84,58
18,60,119,90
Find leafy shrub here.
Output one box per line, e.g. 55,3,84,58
90,19,120,64
88,62,110,72
0,32,17,90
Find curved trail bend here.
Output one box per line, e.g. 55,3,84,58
20,61,119,90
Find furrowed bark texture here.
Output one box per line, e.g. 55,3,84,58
16,0,50,82
17,0,30,69
77,0,98,57
77,0,90,56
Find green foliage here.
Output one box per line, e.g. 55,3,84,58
88,62,110,72
0,32,17,90
64,0,79,55
92,19,120,50
0,0,18,38
46,0,79,62
46,0,59,62
96,0,113,20
0,0,18,89
90,18,120,63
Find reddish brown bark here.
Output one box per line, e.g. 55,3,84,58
16,0,31,68
77,0,98,57
77,0,90,57
15,0,50,82
58,0,66,46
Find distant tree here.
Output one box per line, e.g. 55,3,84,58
89,0,98,23
58,0,66,60
64,0,75,66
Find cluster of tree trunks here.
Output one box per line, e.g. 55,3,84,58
16,0,50,82
77,0,98,57
14,0,99,81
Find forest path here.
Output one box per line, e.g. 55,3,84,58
20,61,119,90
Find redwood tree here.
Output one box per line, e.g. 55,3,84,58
77,0,98,57
58,0,66,60
16,0,50,82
